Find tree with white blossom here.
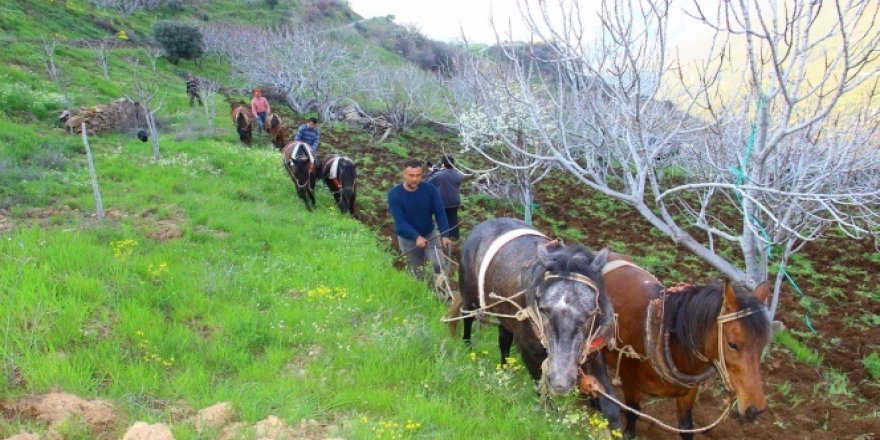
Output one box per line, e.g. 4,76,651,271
453,0,880,318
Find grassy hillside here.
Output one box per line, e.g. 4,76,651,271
2,1,878,439
0,1,616,439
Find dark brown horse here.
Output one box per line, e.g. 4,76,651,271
600,254,772,439
265,113,287,150
281,141,318,211
321,155,357,216
231,106,253,145
448,218,621,429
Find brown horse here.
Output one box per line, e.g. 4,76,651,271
265,113,287,150
448,218,621,430
281,141,318,211
321,155,357,216
231,106,253,145
600,254,772,439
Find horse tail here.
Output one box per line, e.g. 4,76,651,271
446,293,463,338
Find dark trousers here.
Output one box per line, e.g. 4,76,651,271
445,207,460,240
256,112,267,131
188,92,203,107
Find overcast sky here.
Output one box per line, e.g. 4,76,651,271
346,0,711,58
346,0,532,44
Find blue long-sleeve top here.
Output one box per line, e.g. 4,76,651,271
294,124,320,151
387,183,450,240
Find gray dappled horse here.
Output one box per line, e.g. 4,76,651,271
448,218,621,429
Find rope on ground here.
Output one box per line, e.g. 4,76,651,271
591,386,735,434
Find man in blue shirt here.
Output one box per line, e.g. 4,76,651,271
294,117,320,154
388,159,451,281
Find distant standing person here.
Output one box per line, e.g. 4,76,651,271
295,117,320,154
250,89,271,132
426,155,464,241
388,159,451,281
186,73,203,107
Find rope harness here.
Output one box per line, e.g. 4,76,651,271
443,228,609,364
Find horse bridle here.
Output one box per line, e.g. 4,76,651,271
528,272,609,364
700,306,761,392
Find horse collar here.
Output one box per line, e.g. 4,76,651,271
477,228,548,309
644,297,717,388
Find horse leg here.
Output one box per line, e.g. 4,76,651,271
498,325,514,365
621,383,642,439
462,315,474,347
676,388,699,440
583,352,622,431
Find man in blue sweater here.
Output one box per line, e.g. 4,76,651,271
294,117,320,153
388,159,451,281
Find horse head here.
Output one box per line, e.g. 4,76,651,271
266,114,286,149
526,243,612,394
233,107,252,145
719,280,772,421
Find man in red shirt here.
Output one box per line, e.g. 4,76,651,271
250,89,271,132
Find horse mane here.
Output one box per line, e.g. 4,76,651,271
664,284,770,356
522,244,604,295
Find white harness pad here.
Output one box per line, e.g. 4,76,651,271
291,142,314,164
327,156,351,180
477,228,548,308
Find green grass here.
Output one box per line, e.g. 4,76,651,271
864,352,880,382
0,131,619,438
774,331,823,368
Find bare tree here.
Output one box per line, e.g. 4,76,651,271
92,0,163,18
128,63,165,161
144,46,162,72
366,64,439,131
202,23,365,120
457,0,880,318
37,35,73,124
450,56,557,224
88,39,114,79
200,78,220,134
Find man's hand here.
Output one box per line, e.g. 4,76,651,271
441,237,452,248
415,236,428,248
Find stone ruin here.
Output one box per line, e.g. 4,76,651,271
58,98,145,135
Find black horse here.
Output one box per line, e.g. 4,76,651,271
282,141,318,211
321,155,357,216
447,218,621,430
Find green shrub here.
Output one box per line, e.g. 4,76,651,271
152,20,203,64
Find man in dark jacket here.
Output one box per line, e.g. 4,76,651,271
185,73,203,107
388,159,451,281
426,155,464,240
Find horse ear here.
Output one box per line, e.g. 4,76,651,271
752,281,771,304
537,242,553,266
590,248,610,272
722,279,739,311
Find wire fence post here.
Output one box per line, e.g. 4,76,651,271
81,123,105,221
